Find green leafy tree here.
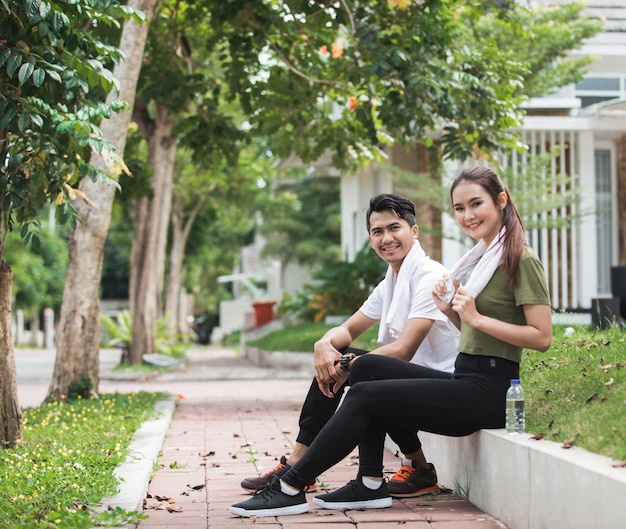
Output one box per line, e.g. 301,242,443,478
48,0,159,402
0,0,141,444
4,224,68,318
259,175,342,267
278,241,387,323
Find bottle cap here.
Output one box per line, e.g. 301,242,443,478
510,379,520,384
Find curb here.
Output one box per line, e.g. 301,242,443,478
96,396,177,525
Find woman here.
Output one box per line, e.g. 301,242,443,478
230,166,552,517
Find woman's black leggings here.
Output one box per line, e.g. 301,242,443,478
296,347,451,454
282,353,519,490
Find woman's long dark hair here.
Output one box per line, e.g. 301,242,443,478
451,166,527,287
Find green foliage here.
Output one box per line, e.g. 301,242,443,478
100,310,185,359
3,220,68,316
477,1,603,99
277,241,387,323
0,0,142,245
176,143,279,315
67,375,94,401
209,1,600,169
259,175,342,267
0,391,165,527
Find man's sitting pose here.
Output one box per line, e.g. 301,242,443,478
241,193,460,497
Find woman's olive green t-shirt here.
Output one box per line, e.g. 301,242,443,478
458,246,551,364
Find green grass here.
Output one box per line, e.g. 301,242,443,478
247,322,380,352
0,391,168,528
524,324,626,461
246,321,626,462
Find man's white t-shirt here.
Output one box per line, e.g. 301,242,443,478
359,256,459,373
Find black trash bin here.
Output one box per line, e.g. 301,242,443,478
591,297,622,329
611,266,626,320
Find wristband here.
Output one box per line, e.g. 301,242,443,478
339,352,356,372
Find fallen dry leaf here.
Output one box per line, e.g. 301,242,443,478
146,501,169,510
585,393,598,404
153,495,176,503
166,505,184,513
605,378,615,389
199,451,215,457
612,461,626,468
562,433,579,449
530,433,547,440
311,510,336,517
188,483,205,491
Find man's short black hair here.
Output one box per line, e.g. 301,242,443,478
366,193,417,232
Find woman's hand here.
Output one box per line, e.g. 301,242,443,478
451,286,481,327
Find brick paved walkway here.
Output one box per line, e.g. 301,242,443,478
135,377,508,529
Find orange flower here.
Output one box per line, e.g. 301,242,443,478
348,97,358,112
176,393,186,400
320,45,329,56
331,42,343,58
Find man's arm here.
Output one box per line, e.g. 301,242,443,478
313,311,377,397
367,317,434,362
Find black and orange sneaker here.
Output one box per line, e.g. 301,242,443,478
240,455,318,493
387,461,439,498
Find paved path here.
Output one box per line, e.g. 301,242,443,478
16,345,508,529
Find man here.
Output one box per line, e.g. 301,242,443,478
241,193,459,498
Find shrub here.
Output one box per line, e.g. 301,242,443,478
278,241,387,323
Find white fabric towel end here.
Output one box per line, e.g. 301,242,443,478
442,228,505,302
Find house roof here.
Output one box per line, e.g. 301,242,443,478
580,96,626,117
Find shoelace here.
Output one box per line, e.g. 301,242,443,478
391,465,415,482
253,480,282,501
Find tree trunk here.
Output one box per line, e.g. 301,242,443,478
128,101,177,364
29,312,40,347
164,195,204,334
0,262,23,447
47,0,159,401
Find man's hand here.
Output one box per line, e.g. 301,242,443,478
313,340,343,398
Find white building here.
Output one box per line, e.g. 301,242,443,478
340,0,626,318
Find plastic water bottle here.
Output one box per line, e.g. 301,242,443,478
506,379,525,434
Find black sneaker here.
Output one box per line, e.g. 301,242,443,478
387,461,439,498
240,455,318,493
230,476,309,518
313,477,392,510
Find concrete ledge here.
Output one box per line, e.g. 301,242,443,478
96,397,177,516
245,345,313,370
387,429,626,529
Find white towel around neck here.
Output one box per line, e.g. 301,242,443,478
441,227,505,302
378,240,426,342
